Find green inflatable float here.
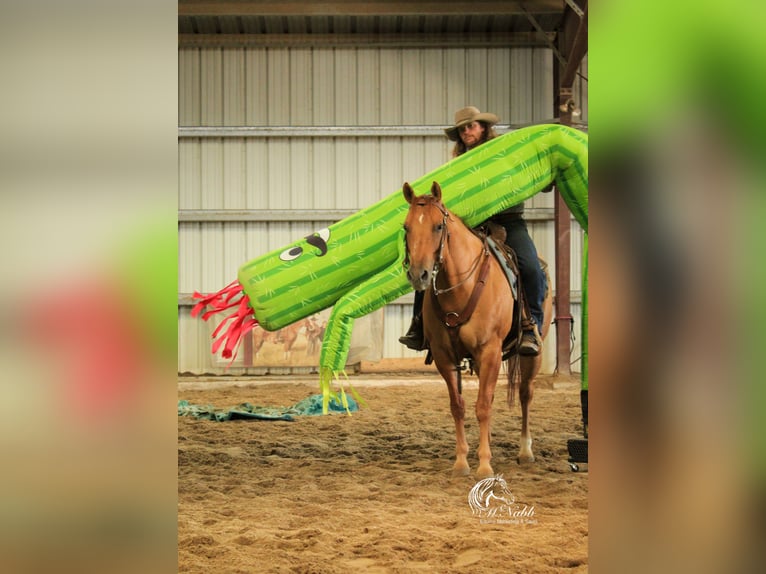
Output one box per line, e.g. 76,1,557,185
193,124,588,412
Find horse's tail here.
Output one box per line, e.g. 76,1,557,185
506,354,520,407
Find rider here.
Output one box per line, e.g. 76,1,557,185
399,106,548,356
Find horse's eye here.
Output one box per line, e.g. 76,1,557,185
403,224,409,232
434,224,443,232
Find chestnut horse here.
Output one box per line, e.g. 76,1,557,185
402,181,552,478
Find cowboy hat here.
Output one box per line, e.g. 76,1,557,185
444,106,500,141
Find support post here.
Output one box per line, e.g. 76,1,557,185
553,86,574,377
554,133,573,374
552,1,587,375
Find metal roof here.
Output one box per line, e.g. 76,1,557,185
179,1,581,50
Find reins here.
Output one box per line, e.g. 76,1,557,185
430,248,491,329
432,245,487,296
416,199,493,371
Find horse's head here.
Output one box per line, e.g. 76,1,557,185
402,181,449,291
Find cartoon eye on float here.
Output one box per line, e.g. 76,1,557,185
279,246,303,261
279,228,331,261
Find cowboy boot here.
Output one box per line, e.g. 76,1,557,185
398,315,427,351
520,316,542,356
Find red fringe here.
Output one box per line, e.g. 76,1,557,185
191,280,258,361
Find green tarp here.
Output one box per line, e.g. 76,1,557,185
178,393,358,422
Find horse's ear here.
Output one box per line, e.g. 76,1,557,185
403,182,415,204
431,181,442,201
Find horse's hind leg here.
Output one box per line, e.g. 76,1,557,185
435,360,470,476
517,356,541,463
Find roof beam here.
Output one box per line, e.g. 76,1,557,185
521,5,567,68
560,2,588,88
178,207,558,223
178,31,556,49
178,1,564,17
562,0,585,19
177,123,565,139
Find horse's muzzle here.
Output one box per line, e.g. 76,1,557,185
406,266,431,292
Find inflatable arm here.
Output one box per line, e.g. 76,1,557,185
192,124,588,410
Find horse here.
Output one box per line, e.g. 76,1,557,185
274,319,306,361
305,316,326,356
251,326,276,360
402,181,552,479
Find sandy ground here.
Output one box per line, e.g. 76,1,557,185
178,360,588,573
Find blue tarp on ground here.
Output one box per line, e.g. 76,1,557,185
178,393,358,422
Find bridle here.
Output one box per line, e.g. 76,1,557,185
425,198,451,277
404,197,487,293
404,197,492,368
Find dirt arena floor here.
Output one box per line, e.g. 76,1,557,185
178,360,588,573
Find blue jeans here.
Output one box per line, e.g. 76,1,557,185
499,218,547,334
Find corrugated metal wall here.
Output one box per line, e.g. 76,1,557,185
179,46,587,375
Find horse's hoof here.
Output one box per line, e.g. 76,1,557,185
517,453,535,464
452,465,471,477
476,466,494,480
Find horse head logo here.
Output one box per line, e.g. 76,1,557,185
468,475,515,517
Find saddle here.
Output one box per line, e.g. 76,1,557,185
424,222,533,366
480,223,525,360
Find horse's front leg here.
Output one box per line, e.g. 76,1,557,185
433,356,470,476
475,348,503,479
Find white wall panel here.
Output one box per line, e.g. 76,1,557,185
465,48,489,106
290,139,313,207
179,140,201,209
313,137,336,209
335,51,358,123
268,51,290,124
425,139,450,175
335,138,358,208
401,51,424,123
200,49,223,126
422,50,445,124
199,222,226,292
290,49,313,124
570,223,585,292
487,49,511,122
401,139,425,187
444,50,467,114
532,49,554,120
178,222,201,293
200,140,224,209
223,49,246,124
267,139,291,208
510,49,534,123
357,139,381,207
378,139,403,199
178,45,586,374
379,50,402,123
245,139,269,208
245,48,268,124
357,49,381,124
222,140,246,207
313,49,334,124
179,49,200,125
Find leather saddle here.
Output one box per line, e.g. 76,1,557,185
479,223,525,360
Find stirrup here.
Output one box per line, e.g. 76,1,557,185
519,321,542,356
398,317,427,351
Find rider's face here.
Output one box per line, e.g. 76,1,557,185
458,121,485,149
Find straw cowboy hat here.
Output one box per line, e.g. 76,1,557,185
444,106,500,141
